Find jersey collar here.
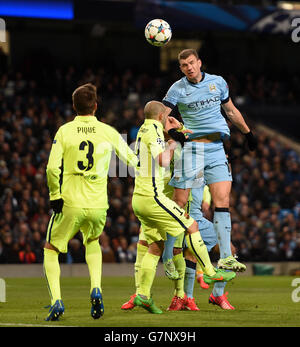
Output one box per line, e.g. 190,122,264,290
144,119,163,129
186,71,206,85
75,115,97,122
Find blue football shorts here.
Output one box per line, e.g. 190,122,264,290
169,140,232,189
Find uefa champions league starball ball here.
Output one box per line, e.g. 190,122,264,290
144,19,172,47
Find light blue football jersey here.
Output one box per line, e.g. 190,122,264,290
163,72,230,139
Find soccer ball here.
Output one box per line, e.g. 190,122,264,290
144,19,172,47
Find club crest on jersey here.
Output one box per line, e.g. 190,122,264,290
209,83,217,92
156,138,165,148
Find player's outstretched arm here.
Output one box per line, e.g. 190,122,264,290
222,98,257,151
111,129,138,168
156,139,177,168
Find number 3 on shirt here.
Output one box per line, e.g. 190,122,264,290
77,140,94,171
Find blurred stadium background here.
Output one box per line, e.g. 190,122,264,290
0,0,300,276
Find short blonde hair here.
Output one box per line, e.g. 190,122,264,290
144,101,166,119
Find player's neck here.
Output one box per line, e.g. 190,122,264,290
187,71,203,84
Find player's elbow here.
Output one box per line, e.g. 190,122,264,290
46,165,61,180
159,160,170,168
46,164,56,174
130,156,139,168
224,108,235,120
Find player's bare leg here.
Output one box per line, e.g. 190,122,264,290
172,187,190,209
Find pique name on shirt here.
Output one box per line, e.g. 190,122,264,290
77,126,96,134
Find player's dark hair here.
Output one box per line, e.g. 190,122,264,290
178,49,199,61
72,83,97,115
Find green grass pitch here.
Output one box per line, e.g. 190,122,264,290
0,275,299,327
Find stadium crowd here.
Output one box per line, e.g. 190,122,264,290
0,66,300,264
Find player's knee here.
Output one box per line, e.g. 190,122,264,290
44,241,59,253
186,220,198,235
213,192,230,208
184,248,196,262
173,196,187,209
138,240,148,248
210,182,231,207
173,247,182,256
173,189,190,209
149,241,164,256
85,237,100,245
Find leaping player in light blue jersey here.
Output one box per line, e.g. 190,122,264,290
162,48,257,272
163,68,230,141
